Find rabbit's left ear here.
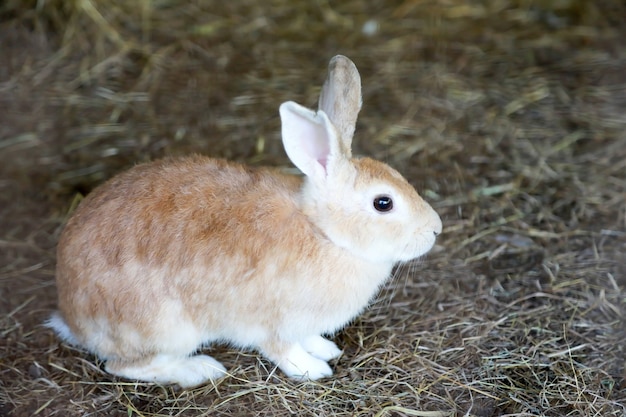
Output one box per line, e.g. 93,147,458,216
279,101,345,182
318,55,362,158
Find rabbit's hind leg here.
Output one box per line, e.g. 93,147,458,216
105,353,227,388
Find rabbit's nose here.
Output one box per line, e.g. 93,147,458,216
432,213,443,236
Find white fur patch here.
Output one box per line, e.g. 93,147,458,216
106,353,227,388
154,299,203,354
302,335,342,361
279,343,333,380
45,312,79,346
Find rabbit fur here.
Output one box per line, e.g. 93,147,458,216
47,55,442,387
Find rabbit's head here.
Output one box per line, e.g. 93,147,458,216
280,56,442,265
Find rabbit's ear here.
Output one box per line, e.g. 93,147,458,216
279,101,343,181
318,55,362,157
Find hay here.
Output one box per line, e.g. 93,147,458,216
1,0,624,415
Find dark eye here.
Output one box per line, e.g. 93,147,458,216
373,195,393,212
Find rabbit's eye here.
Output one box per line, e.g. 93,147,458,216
373,195,393,212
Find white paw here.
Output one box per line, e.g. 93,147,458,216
279,343,333,381
302,335,342,361
106,354,227,388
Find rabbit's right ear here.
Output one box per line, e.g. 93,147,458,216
279,101,343,183
318,55,362,157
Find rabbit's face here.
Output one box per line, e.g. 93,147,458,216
303,157,442,265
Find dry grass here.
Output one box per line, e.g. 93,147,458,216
1,0,625,416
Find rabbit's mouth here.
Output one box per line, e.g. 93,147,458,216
397,233,438,263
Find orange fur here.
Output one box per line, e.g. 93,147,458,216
48,56,442,387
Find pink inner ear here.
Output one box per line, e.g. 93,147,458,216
317,157,328,171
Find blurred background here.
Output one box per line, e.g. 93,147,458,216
1,1,624,416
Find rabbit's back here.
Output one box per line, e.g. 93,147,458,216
56,156,309,358
61,156,300,266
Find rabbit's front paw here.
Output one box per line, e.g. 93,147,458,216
279,343,333,381
302,335,342,361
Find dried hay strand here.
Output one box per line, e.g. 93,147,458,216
1,0,625,416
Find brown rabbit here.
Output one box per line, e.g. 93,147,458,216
47,55,442,387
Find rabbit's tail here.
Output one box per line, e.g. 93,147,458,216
45,311,80,346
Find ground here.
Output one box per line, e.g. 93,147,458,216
0,1,624,416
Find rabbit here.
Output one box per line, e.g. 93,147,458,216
46,55,442,388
